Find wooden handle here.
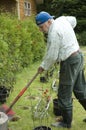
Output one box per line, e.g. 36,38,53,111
6,72,39,113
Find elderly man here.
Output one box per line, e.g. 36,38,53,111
35,11,86,128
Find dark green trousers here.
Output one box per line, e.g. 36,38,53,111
58,52,86,126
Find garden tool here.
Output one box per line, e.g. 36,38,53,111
0,72,39,120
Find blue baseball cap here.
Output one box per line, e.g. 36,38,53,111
36,11,54,25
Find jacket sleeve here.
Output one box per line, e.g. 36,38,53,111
40,32,60,70
66,16,77,29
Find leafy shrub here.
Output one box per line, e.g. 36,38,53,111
0,13,45,90
77,31,86,46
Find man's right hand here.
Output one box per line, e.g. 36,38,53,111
38,67,44,74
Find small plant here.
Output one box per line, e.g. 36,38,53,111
34,89,51,119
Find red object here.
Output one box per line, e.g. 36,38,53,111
0,104,15,116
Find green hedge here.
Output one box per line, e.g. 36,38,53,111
77,31,86,46
0,13,45,89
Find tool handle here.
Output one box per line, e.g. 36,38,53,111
25,71,39,89
6,72,39,114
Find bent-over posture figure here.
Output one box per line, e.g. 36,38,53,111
35,11,86,128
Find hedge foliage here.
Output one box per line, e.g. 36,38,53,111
0,13,45,89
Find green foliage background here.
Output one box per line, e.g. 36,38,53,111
0,13,45,88
37,0,86,46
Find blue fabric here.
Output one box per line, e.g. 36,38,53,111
36,11,54,25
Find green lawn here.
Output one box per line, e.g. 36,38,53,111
7,47,86,130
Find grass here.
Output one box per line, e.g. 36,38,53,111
6,47,86,130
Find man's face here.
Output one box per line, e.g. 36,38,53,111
38,20,50,34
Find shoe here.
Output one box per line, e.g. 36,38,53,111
83,118,86,122
51,121,71,128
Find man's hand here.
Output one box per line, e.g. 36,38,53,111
38,67,44,74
